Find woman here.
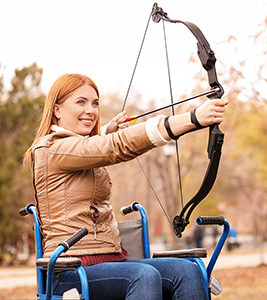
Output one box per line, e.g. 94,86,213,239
24,73,228,300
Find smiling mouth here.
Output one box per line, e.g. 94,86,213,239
80,119,93,125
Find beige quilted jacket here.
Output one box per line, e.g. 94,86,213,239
32,122,158,257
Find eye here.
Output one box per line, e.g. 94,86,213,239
93,99,99,107
77,99,86,104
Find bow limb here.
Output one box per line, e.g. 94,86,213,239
152,3,225,238
152,3,224,98
173,127,224,237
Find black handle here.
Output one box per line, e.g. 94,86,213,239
197,216,225,226
19,204,34,216
120,201,139,216
59,227,88,252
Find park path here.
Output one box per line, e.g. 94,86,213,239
0,267,36,289
0,250,266,289
203,250,267,269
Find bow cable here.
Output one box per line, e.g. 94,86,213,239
162,19,184,210
121,10,173,229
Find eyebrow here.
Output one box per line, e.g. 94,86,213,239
75,96,99,102
75,96,87,100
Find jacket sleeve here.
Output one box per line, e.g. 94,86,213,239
49,123,157,171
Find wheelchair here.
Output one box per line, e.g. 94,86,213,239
19,201,230,300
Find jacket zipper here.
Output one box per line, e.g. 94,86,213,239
90,205,100,240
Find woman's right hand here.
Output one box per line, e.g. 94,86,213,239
105,111,129,134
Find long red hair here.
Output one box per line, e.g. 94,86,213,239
24,74,100,168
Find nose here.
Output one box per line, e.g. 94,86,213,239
85,103,94,114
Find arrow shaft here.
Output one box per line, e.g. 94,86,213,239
125,88,220,122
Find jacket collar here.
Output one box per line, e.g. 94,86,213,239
51,125,84,137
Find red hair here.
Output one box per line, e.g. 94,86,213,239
24,74,100,168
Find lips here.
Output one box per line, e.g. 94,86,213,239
80,119,93,125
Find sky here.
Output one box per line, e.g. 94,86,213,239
1,0,266,104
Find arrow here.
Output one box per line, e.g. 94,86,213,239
124,87,220,124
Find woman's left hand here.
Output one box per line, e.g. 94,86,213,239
106,111,130,134
195,98,229,127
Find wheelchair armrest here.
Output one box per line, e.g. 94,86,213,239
36,257,81,268
152,248,207,258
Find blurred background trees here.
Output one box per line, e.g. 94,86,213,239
0,17,267,263
0,63,45,262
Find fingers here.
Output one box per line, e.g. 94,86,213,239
112,110,127,123
213,98,228,106
109,111,130,132
116,111,130,130
211,103,226,123
118,122,130,130
211,99,228,123
196,98,228,127
105,111,130,134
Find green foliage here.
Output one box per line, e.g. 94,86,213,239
0,63,45,261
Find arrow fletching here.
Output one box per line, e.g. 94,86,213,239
125,115,138,124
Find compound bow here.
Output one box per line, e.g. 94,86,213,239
123,3,225,238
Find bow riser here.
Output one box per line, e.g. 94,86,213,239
196,42,224,98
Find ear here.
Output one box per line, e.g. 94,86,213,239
53,104,61,119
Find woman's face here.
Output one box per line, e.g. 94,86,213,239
54,84,99,136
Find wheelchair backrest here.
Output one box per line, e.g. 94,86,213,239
28,205,146,261
118,219,145,260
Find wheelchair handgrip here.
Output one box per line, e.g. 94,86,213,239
59,227,88,252
19,204,34,216
120,201,139,216
197,216,225,226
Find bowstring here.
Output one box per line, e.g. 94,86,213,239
122,11,173,230
122,13,151,111
162,20,184,209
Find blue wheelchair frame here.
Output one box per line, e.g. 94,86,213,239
125,202,230,299
23,205,89,300
21,202,229,300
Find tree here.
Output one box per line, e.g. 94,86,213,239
210,17,267,245
0,62,45,262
